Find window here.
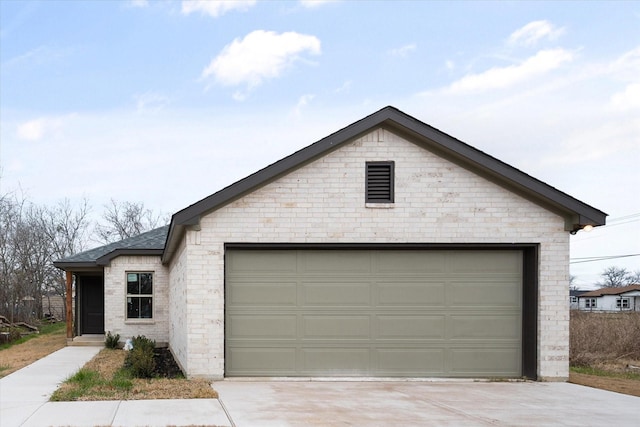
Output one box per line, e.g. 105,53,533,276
584,298,597,308
366,161,394,203
127,272,153,319
616,298,630,309
570,296,578,303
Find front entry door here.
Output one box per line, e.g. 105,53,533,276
80,276,104,334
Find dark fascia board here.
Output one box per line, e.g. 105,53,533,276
162,106,607,263
52,262,103,272
54,249,163,271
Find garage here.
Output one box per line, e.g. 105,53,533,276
225,248,524,378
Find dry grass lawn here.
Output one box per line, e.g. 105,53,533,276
569,311,640,397
51,348,218,401
0,325,66,378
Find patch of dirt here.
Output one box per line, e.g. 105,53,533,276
569,372,640,397
153,347,184,378
0,327,66,378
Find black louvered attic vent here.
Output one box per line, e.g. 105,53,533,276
366,161,394,203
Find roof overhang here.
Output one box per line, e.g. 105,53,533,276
55,248,164,271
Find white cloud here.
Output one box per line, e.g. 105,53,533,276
389,43,417,58
508,20,565,46
443,48,574,94
334,80,352,94
201,30,321,92
544,118,640,165
134,92,170,113
292,94,315,116
609,83,640,111
129,0,149,8
15,115,76,141
299,0,339,8
181,0,256,17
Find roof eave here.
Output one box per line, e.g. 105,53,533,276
96,248,164,266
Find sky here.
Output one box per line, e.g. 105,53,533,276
1,0,639,288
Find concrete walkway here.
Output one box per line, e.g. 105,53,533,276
0,347,229,427
1,346,639,426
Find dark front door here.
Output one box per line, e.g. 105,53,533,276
80,276,104,334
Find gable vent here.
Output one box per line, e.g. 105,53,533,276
366,161,394,203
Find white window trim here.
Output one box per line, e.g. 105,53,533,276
125,271,154,321
616,298,630,309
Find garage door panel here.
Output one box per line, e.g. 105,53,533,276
449,348,521,376
227,281,298,306
303,315,370,339
302,281,371,306
227,315,297,339
302,348,370,372
301,251,371,274
377,315,446,339
377,282,445,306
375,251,447,273
227,250,297,273
376,349,445,373
227,348,296,374
448,281,521,306
226,249,523,378
449,315,521,340
448,251,522,274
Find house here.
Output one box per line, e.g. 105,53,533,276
577,285,640,312
569,289,590,309
54,106,607,381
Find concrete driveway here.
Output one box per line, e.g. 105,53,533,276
214,380,640,426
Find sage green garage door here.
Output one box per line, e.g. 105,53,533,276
225,249,522,377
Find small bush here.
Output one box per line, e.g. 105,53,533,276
124,335,156,378
105,331,120,349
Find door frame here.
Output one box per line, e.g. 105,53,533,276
77,274,105,335
224,243,539,380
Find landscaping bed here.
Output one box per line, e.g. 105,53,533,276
51,348,218,401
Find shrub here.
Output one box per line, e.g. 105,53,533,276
105,331,120,349
124,335,156,378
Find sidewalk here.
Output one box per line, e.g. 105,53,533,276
0,347,230,427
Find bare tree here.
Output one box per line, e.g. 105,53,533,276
569,275,578,290
628,270,640,285
38,198,91,319
597,266,635,288
0,193,91,322
94,199,167,244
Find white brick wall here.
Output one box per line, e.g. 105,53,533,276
168,236,189,373
104,255,170,345
174,127,570,380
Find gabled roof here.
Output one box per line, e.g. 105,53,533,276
54,225,169,269
578,284,640,297
161,106,607,263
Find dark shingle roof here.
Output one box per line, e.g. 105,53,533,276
54,225,169,269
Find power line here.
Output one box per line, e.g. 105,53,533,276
570,253,640,264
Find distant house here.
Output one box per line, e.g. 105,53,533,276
569,289,589,309
577,285,640,312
